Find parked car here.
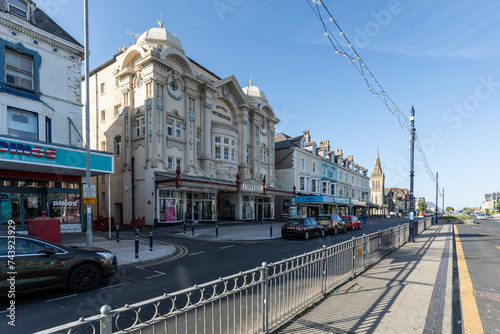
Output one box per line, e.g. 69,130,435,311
341,215,361,231
0,234,117,295
315,214,346,235
475,214,488,220
281,217,325,240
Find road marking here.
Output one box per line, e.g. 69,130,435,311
146,271,166,279
220,245,235,249
101,283,127,290
479,233,492,236
134,266,146,270
189,251,205,256
137,242,189,268
454,225,484,334
46,294,78,303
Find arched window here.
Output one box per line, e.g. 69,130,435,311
115,136,122,156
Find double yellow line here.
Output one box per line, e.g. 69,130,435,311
454,225,484,333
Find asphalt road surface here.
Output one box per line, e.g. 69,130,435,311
454,218,500,333
1,219,408,333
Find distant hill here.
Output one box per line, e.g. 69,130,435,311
426,201,441,212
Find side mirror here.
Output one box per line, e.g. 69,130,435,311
39,247,57,256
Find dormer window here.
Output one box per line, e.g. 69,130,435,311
8,0,28,19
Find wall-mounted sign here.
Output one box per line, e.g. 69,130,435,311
0,136,113,174
241,179,262,193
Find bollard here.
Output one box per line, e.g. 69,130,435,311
149,228,153,251
216,222,219,239
270,221,273,238
192,224,195,237
116,223,119,242
183,219,186,234
135,227,139,259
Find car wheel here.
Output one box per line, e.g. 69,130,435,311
69,263,102,292
321,229,326,237
303,231,310,240
358,224,361,230
334,226,338,235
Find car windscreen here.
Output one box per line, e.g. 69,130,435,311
287,219,305,225
316,216,330,220
341,217,350,222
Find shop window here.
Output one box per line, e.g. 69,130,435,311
8,108,38,140
115,136,122,156
5,48,33,90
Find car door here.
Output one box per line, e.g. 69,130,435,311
308,218,320,236
10,237,72,292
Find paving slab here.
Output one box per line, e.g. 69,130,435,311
275,224,453,334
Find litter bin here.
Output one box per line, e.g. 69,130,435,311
27,211,61,244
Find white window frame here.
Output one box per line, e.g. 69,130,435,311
175,122,182,139
8,0,28,19
167,120,173,137
167,156,174,170
300,158,305,170
115,137,122,156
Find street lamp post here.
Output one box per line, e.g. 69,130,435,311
408,106,416,242
435,172,438,224
84,0,92,247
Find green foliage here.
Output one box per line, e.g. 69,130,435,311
418,201,426,212
446,206,454,212
496,202,500,211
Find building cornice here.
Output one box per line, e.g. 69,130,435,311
0,15,83,56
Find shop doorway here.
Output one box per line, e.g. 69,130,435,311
0,190,42,230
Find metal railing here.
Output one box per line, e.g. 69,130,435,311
36,218,432,334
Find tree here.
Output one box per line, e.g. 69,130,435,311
418,201,426,213
496,201,500,211
446,206,454,213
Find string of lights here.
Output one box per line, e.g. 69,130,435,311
307,0,438,184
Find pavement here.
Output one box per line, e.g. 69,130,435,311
275,223,454,334
59,219,455,333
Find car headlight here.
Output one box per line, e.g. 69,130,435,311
97,252,115,261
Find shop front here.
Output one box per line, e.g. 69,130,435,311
0,136,113,232
156,173,235,224
240,179,275,221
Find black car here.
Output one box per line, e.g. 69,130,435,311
0,234,117,295
281,217,325,240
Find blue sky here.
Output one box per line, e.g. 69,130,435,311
37,0,500,210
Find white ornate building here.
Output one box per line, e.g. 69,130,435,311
83,23,280,225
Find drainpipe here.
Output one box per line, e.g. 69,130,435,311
132,156,135,218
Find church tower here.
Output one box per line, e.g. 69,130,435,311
371,150,385,210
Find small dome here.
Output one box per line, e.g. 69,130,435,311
137,27,183,51
242,80,268,102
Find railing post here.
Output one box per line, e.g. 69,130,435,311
116,222,119,242
149,228,153,251
99,305,112,334
321,245,327,295
216,222,219,239
261,262,269,334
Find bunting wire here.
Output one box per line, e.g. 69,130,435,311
307,0,438,184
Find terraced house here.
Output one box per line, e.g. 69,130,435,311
274,130,373,221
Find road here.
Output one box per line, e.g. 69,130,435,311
454,218,500,333
1,219,407,333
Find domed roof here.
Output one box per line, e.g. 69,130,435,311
137,26,183,51
242,80,268,102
